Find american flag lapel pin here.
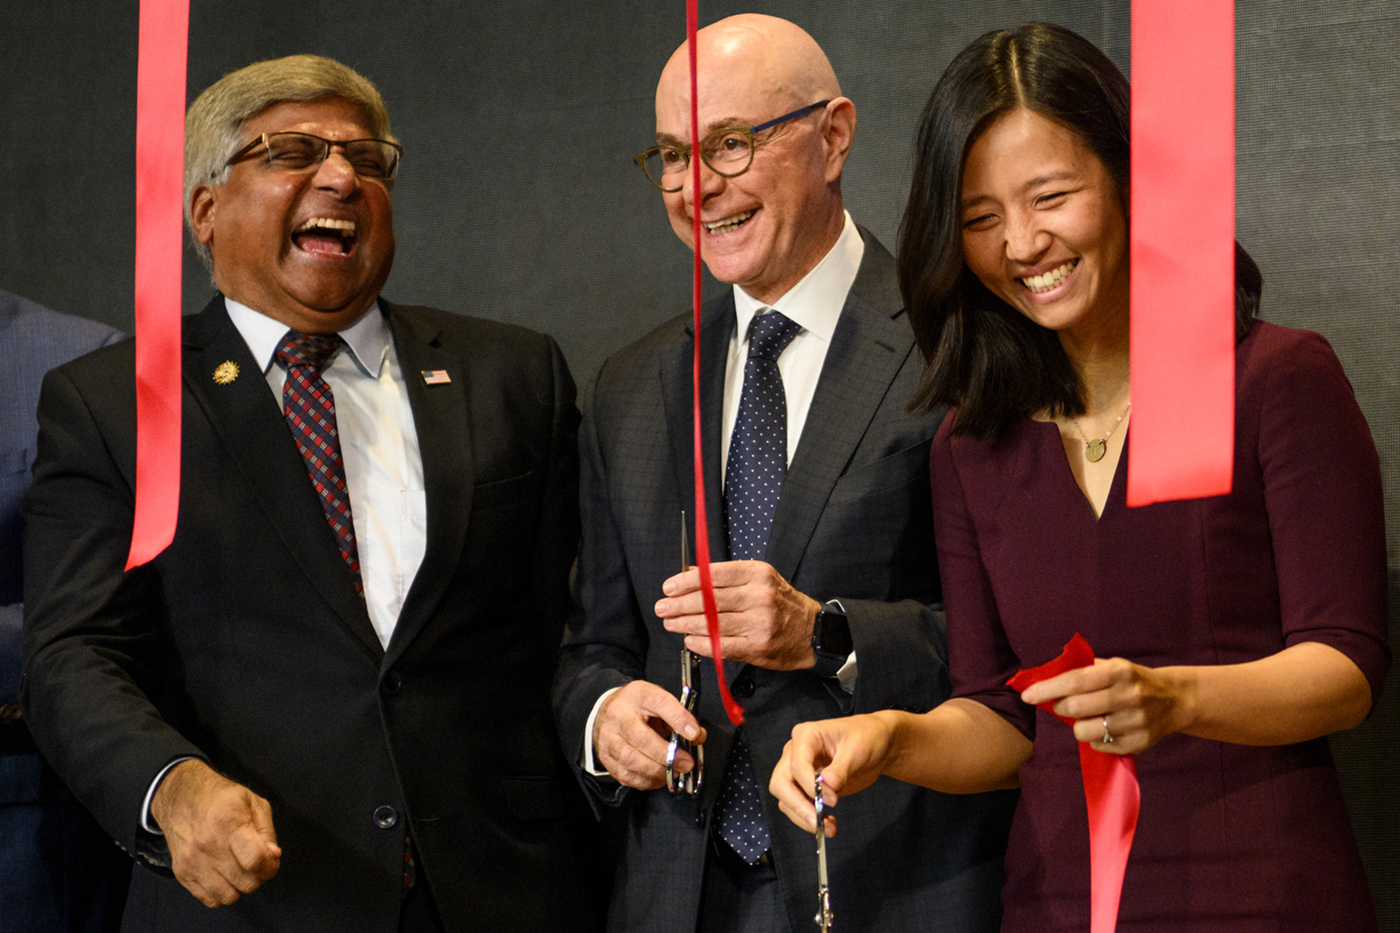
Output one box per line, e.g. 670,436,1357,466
421,369,451,385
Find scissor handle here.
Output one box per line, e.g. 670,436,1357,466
667,649,704,795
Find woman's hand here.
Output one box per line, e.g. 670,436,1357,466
1019,657,1191,755
769,712,898,837
1020,643,1371,751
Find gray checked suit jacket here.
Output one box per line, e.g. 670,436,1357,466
554,230,1015,933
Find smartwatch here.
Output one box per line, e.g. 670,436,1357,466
810,600,852,678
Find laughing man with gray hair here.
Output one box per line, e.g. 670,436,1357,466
22,54,598,933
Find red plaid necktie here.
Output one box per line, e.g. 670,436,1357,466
275,331,362,596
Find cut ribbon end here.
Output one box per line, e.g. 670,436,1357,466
1007,634,1139,933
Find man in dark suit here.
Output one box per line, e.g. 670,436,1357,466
1,290,129,932
22,55,595,933
553,15,1014,933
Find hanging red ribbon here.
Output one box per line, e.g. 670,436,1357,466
1127,0,1236,507
126,0,189,569
686,0,743,726
1008,634,1140,933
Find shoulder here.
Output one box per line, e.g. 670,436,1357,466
590,296,728,405
596,310,691,378
848,226,902,316
1238,319,1344,380
385,301,558,359
0,291,125,374
1236,319,1358,415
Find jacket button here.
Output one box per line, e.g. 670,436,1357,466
731,674,754,699
373,806,398,829
381,671,402,695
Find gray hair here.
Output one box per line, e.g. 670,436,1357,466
184,54,396,269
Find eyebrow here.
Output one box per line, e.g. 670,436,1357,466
655,116,751,147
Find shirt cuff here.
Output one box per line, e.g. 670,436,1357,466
582,687,622,778
141,756,198,835
825,598,856,694
836,652,858,694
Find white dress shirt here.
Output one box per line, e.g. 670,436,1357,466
226,297,427,649
583,213,865,775
142,296,427,832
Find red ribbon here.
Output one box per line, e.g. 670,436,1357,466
1007,634,1140,933
686,0,743,726
126,0,189,569
1127,0,1236,506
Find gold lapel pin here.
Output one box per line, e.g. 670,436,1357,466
213,361,240,385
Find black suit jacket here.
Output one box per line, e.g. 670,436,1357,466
554,232,1015,933
22,296,597,932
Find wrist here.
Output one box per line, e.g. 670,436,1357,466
1159,665,1200,735
868,708,909,776
810,599,852,677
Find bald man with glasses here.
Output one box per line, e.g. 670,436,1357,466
554,15,1013,933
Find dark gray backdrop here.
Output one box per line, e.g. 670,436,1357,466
3,1,1396,926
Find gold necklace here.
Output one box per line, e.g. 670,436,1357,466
1073,401,1131,463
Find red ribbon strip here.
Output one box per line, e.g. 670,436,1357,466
1127,0,1236,507
1007,634,1140,933
687,0,743,726
126,0,189,569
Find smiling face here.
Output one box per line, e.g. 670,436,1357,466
653,18,852,305
959,108,1129,341
189,97,395,334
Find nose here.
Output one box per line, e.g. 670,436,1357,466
1004,210,1050,263
312,147,360,195
679,156,725,213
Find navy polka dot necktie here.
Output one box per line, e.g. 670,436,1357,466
276,331,363,596
715,309,802,864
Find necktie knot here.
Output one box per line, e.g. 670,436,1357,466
276,331,345,374
746,310,801,362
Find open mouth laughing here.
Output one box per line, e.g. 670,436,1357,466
703,209,755,235
1020,259,1078,293
293,217,357,256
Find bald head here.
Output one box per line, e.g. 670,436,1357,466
651,15,857,304
657,14,841,116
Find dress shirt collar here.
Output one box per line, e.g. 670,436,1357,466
224,296,390,379
731,211,864,345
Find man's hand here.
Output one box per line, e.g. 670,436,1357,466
149,759,281,907
656,560,823,670
592,680,707,790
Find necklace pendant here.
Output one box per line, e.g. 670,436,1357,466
1085,438,1107,462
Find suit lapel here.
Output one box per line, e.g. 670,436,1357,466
382,302,473,662
659,297,732,558
766,233,913,582
182,297,382,657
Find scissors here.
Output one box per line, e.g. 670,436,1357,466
665,513,704,795
814,774,834,930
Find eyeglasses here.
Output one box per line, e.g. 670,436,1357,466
222,132,403,181
635,100,830,192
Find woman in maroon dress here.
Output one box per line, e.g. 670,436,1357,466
769,23,1387,931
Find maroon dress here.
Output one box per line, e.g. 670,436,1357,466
933,322,1388,932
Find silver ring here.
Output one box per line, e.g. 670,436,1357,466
1101,716,1114,744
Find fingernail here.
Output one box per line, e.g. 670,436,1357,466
662,579,677,595
684,725,698,740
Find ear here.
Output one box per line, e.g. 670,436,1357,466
821,97,857,183
189,184,216,246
